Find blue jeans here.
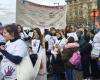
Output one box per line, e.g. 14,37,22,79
65,68,74,80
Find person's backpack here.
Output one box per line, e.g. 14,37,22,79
69,51,81,65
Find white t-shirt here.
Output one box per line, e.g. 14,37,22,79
45,35,58,51
1,39,27,80
31,39,41,54
57,38,67,49
93,31,100,50
20,32,29,40
67,32,78,41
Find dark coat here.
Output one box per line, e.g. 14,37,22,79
51,52,65,73
62,43,79,68
80,42,92,61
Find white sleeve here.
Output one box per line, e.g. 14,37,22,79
14,40,27,57
59,38,66,48
0,35,6,42
55,37,59,44
0,52,2,55
28,32,33,37
93,34,100,43
23,32,29,38
45,35,50,41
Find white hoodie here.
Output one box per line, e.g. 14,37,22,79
93,31,100,50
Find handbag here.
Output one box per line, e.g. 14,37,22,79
91,48,100,58
69,51,81,65
17,52,35,80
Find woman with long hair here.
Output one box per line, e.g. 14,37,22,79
31,28,47,80
17,24,30,40
31,28,43,54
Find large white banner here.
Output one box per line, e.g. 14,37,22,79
16,0,66,29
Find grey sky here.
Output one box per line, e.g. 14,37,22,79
0,0,16,11
0,0,16,25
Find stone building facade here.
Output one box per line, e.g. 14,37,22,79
65,0,97,26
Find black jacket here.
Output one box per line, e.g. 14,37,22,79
51,53,65,73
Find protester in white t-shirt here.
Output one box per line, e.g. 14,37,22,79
45,27,58,52
51,30,67,55
31,28,43,54
31,28,46,80
17,24,31,43
0,23,27,80
30,28,43,66
56,30,67,50
44,27,58,73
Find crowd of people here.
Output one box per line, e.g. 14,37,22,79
0,16,100,80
